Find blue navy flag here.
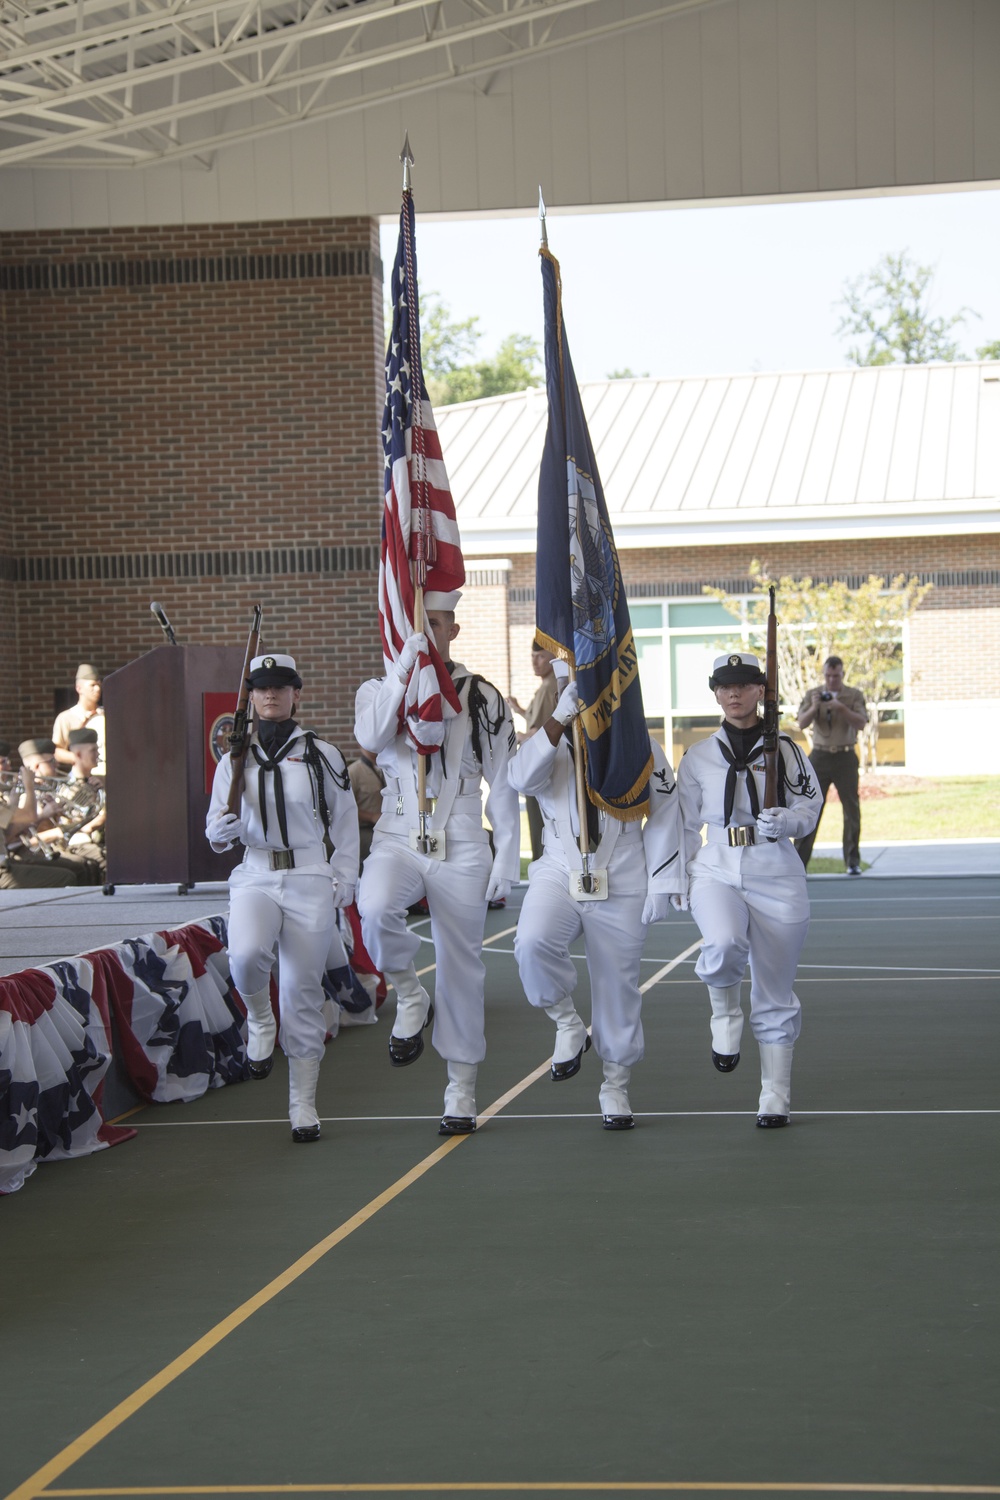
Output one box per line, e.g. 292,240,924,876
536,249,651,821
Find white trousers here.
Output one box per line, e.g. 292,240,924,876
227,867,334,1061
514,849,646,1068
358,833,491,1065
689,843,807,1047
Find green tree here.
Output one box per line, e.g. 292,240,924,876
413,292,541,406
976,339,1000,360
704,562,933,769
835,250,978,366
607,367,650,380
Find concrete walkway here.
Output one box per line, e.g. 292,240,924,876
808,838,1000,878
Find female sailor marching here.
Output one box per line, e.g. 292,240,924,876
676,652,819,1127
206,652,359,1143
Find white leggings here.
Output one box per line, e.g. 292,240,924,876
227,870,334,1060
358,834,490,1064
689,846,808,1047
514,854,646,1067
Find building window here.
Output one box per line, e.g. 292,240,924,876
631,596,907,767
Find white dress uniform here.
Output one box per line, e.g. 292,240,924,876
510,732,683,1124
207,717,359,1132
677,720,819,1123
354,658,520,1126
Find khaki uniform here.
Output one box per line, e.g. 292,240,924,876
795,684,868,868
52,706,106,777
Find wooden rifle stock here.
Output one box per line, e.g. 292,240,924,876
225,604,263,817
762,587,779,812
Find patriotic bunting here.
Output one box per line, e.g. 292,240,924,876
0,915,376,1195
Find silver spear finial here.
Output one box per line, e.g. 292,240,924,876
539,186,548,249
400,132,414,193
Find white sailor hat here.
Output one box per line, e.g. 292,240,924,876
423,589,463,612
708,651,766,689
247,653,302,689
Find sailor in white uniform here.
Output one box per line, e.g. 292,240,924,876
676,652,819,1127
509,667,684,1129
206,653,359,1142
354,591,520,1135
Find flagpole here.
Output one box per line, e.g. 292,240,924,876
401,132,432,853
540,189,594,890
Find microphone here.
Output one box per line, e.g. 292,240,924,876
150,601,178,645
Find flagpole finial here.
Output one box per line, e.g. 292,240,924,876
538,187,548,249
400,133,414,193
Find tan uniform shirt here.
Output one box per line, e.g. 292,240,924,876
349,754,385,863
524,672,559,734
798,684,868,751
52,705,107,776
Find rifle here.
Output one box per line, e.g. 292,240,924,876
761,587,779,820
225,604,263,817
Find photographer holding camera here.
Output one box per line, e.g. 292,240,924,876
794,656,868,875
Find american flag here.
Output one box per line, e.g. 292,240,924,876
380,191,465,752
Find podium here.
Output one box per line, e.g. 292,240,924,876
104,645,245,891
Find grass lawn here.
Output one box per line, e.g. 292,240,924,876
814,774,1000,846
518,778,1000,877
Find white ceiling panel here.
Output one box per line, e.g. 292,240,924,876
2,0,998,229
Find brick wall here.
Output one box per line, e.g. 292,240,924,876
1,219,386,752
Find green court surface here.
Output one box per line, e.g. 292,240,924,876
3,877,999,1500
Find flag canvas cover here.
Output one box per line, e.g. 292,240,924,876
535,249,652,820
380,191,465,752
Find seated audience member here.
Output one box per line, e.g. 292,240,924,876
62,726,107,875
1,757,76,888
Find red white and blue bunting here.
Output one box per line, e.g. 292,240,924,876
0,914,379,1195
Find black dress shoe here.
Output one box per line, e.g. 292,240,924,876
712,1050,740,1073
438,1115,476,1136
388,1003,434,1068
756,1113,789,1128
847,865,862,876
551,1033,591,1081
247,1055,274,1080
602,1113,634,1131
291,1123,321,1142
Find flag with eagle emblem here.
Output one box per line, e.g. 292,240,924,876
535,248,651,820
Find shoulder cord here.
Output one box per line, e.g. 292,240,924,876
302,733,350,862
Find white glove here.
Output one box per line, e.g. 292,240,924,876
756,808,789,841
669,893,689,912
551,658,570,688
485,871,512,905
396,632,427,680
209,812,242,848
553,681,583,726
641,892,672,925
331,881,355,911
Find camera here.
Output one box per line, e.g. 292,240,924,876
819,691,834,701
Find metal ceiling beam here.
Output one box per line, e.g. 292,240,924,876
0,0,729,167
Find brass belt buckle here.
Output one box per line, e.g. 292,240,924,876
269,849,295,871
727,826,756,847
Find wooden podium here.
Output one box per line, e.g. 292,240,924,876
104,645,245,891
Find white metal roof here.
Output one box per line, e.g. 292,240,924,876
436,362,1000,554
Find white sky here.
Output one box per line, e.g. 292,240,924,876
380,186,1000,383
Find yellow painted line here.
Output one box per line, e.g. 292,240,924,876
415,924,518,978
7,915,645,1500
36,1483,1000,1495
640,939,703,994
3,1138,469,1500
105,1105,147,1125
